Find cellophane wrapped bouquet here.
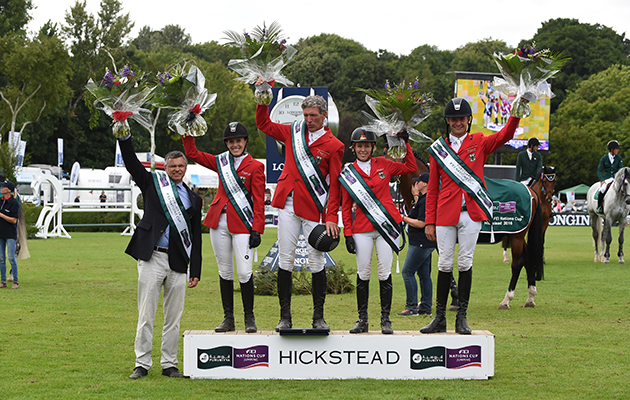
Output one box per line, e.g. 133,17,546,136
85,65,154,138
224,21,297,105
357,80,433,158
493,43,569,118
152,63,217,136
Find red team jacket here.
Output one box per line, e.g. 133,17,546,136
182,135,266,234
256,104,344,223
341,142,416,236
426,116,521,226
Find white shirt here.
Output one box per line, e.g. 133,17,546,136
609,153,615,164
449,133,468,153
233,153,247,170
309,127,326,146
357,159,371,175
527,149,534,160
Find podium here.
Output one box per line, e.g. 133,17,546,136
183,330,494,380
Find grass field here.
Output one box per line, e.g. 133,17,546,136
1,226,629,399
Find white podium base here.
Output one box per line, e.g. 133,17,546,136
183,330,494,380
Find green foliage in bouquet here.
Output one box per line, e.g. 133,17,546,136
357,80,433,126
151,61,199,109
493,43,570,84
85,64,150,100
224,21,289,66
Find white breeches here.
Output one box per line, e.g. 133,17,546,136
277,196,325,273
435,211,482,273
354,231,397,281
210,213,253,283
600,177,614,193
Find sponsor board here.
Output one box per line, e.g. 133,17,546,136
183,330,494,380
549,213,590,227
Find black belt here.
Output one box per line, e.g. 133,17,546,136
461,205,467,212
154,246,169,254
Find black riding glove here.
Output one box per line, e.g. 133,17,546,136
249,231,261,248
397,130,409,142
345,236,356,254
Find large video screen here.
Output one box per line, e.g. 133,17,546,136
456,77,550,151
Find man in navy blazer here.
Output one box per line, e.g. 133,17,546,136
119,136,202,380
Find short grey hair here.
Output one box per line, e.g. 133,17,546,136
301,95,328,115
165,150,187,165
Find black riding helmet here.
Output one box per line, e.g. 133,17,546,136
608,140,621,151
528,137,540,148
444,98,472,134
350,128,377,143
223,121,249,140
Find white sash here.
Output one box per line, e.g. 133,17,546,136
428,137,493,220
291,121,328,213
339,164,405,253
152,171,192,262
216,151,254,232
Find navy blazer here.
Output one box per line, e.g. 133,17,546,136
119,138,202,279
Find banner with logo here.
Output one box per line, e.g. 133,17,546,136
184,331,494,380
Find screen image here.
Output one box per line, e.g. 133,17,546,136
456,78,550,151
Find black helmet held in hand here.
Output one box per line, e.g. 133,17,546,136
308,224,340,252
350,128,377,143
444,98,472,118
223,122,249,140
608,140,621,151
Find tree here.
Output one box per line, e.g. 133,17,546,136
0,0,33,36
547,65,630,188
0,32,72,139
451,38,510,74
131,24,192,51
525,18,630,110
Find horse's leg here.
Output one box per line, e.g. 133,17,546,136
618,222,625,264
523,241,537,307
502,236,510,263
524,286,537,308
591,213,601,262
499,237,524,309
603,219,612,264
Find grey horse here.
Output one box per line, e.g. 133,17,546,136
587,166,630,263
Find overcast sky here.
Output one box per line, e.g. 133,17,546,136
27,0,630,55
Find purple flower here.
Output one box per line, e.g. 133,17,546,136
102,70,115,88
412,81,419,90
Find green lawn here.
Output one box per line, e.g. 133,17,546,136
1,226,628,399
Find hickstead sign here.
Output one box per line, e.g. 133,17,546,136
183,330,495,380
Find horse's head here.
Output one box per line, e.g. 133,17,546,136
535,166,556,203
613,167,630,204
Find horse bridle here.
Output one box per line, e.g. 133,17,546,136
541,172,556,203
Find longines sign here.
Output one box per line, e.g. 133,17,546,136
549,213,590,227
183,330,495,380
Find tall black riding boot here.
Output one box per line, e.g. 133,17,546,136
241,276,257,333
275,268,293,331
311,270,330,330
449,273,460,311
215,278,235,332
455,269,472,335
420,271,451,333
597,190,604,213
350,276,369,333
380,275,394,334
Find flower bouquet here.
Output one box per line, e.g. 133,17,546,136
85,65,154,138
224,21,297,105
493,43,569,118
357,80,433,158
152,62,217,137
